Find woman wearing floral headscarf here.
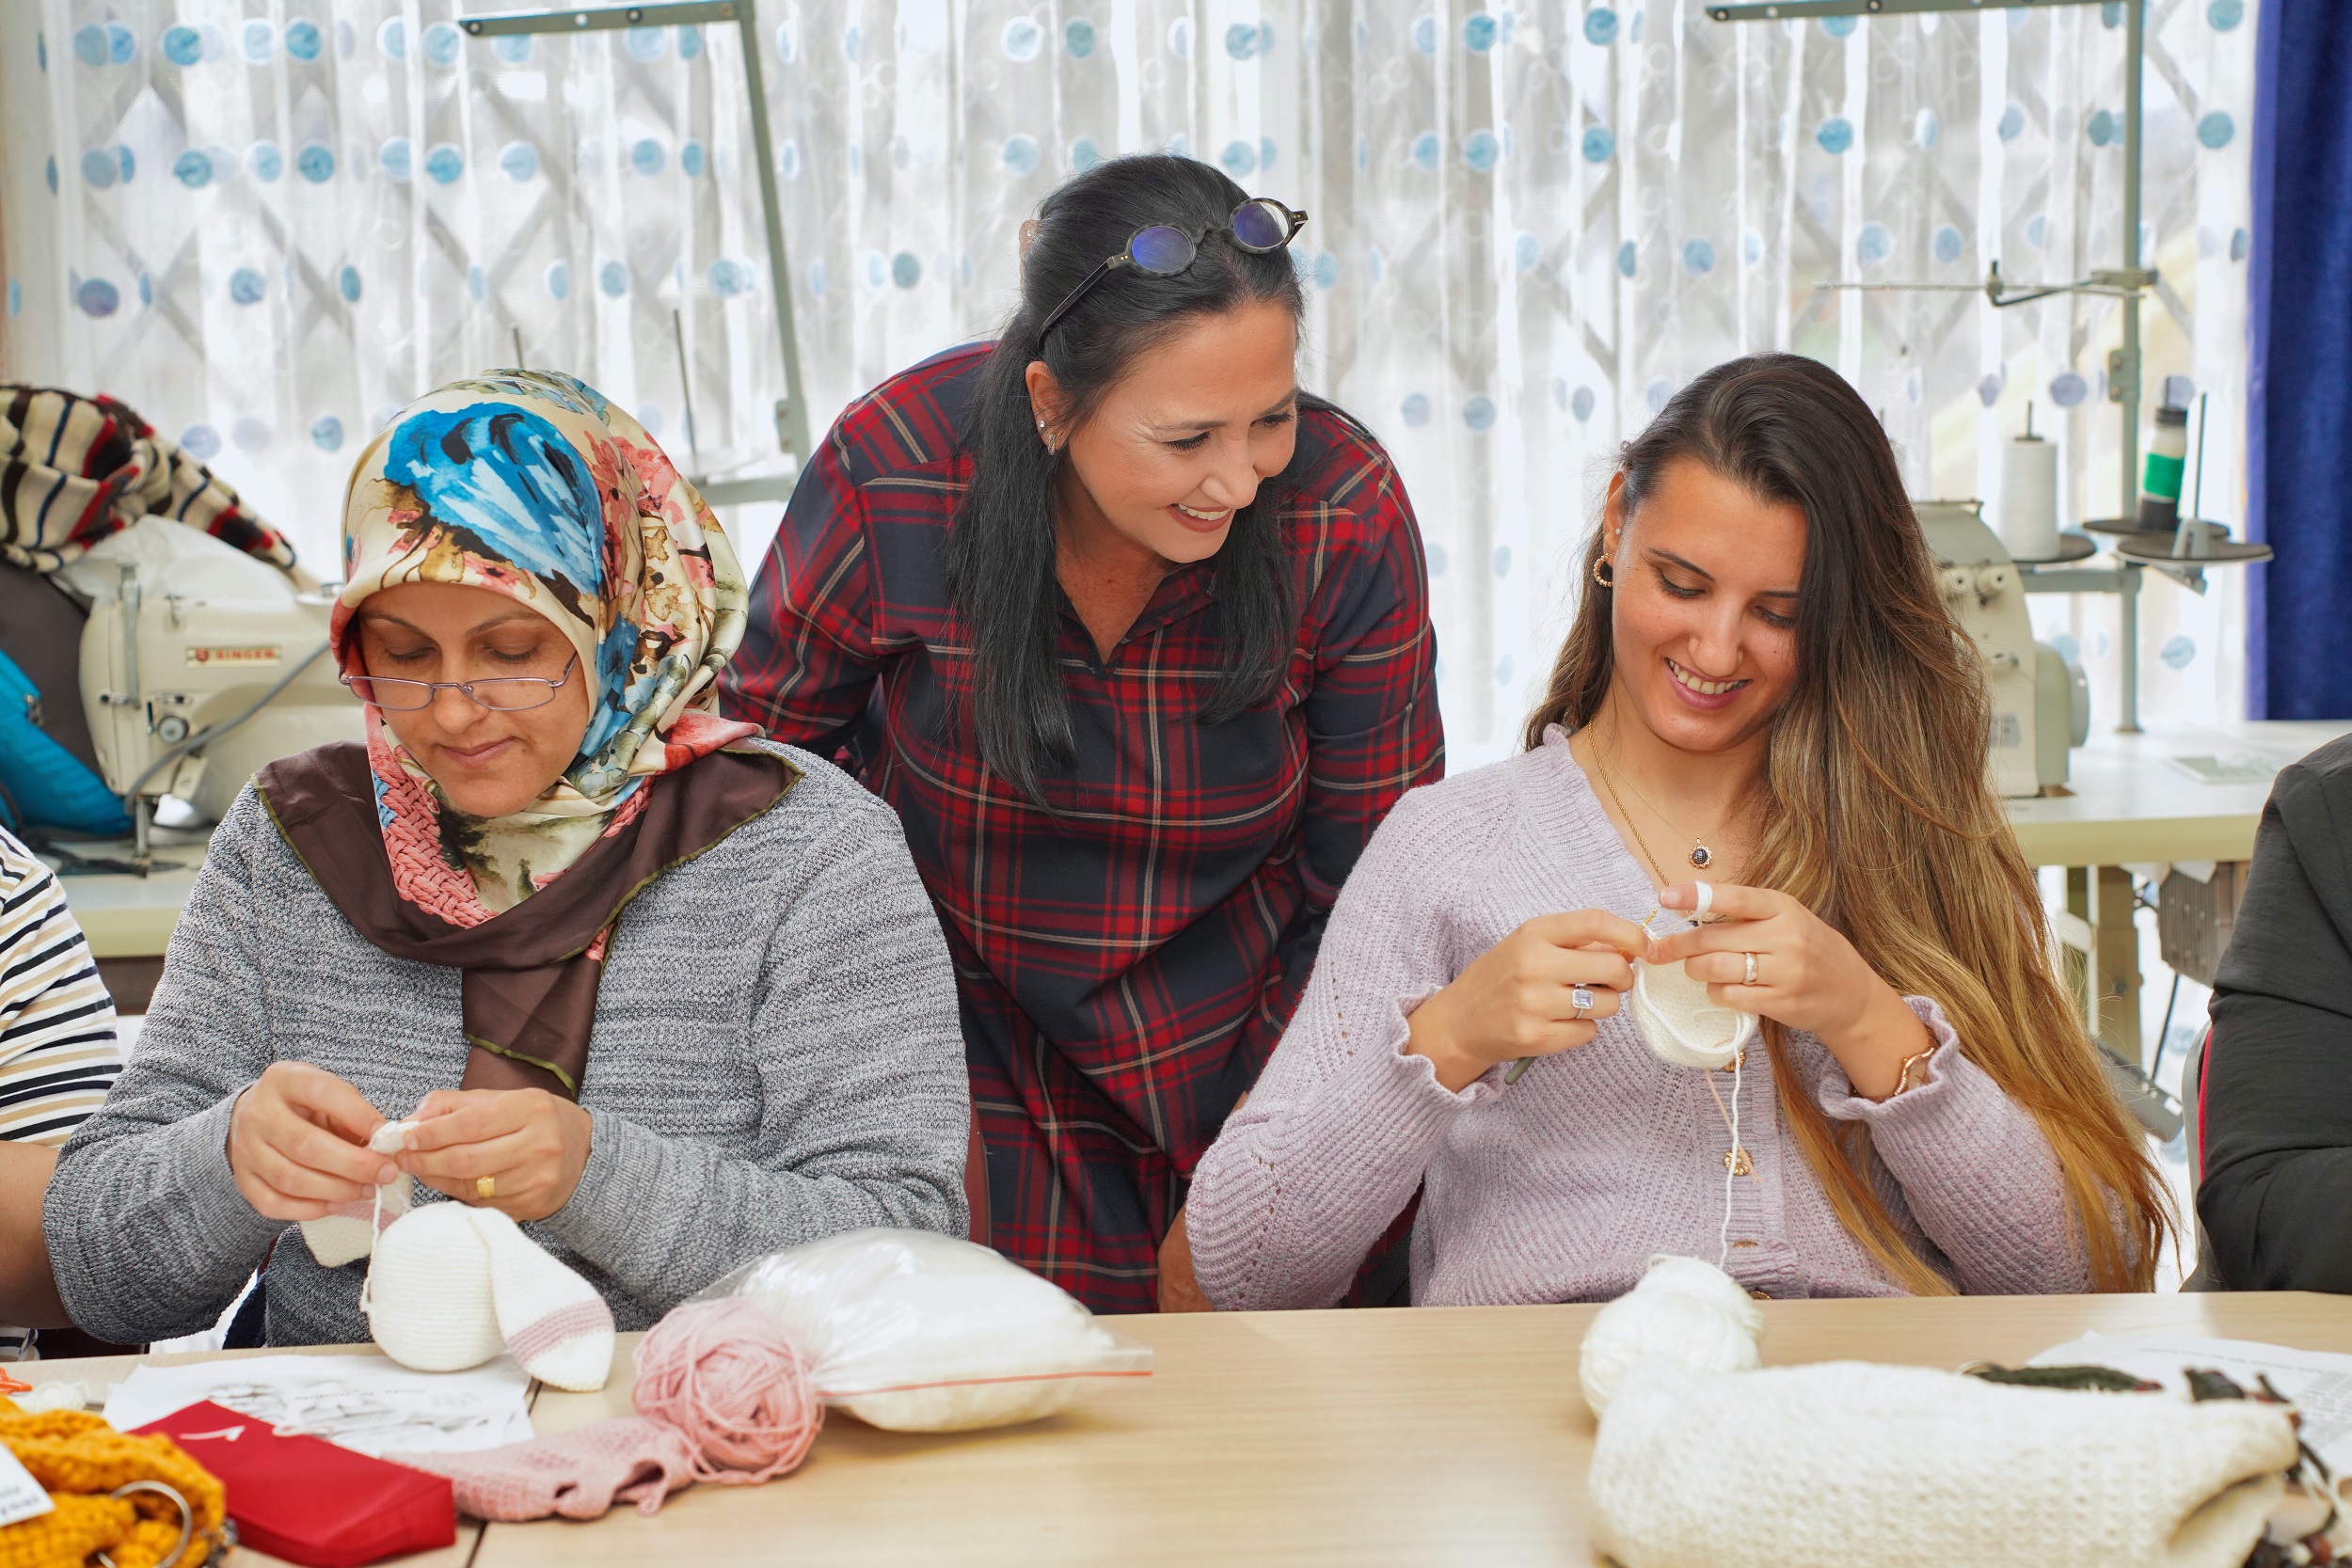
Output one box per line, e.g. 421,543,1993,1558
45,372,970,1348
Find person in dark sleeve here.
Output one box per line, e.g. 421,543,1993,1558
2198,732,2352,1292
722,154,1443,1312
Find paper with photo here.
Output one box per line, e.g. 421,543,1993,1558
103,1354,532,1455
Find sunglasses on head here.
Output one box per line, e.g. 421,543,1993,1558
1036,198,1309,346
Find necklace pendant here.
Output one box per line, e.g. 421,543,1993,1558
1690,844,1713,869
1724,1148,1754,1178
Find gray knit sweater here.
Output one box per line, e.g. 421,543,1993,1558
1186,729,2092,1309
45,741,970,1346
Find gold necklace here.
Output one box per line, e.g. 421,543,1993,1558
1592,721,1725,872
1590,744,1675,889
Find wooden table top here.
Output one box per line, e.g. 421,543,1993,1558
459,1291,2352,1568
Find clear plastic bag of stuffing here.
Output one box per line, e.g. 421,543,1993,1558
689,1228,1152,1433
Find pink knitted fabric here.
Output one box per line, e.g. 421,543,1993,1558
405,1299,821,1523
404,1418,697,1521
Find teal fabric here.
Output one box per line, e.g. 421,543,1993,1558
0,650,132,837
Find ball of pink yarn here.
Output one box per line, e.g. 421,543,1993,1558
632,1297,821,1484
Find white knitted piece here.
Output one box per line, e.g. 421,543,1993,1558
367,1119,421,1155
1628,958,1756,1070
1590,1360,2297,1568
299,1176,412,1269
470,1206,615,1392
297,1119,422,1268
363,1202,615,1391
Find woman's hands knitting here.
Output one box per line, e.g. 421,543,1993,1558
227,1063,401,1221
393,1088,595,1223
1646,881,1933,1101
1406,911,1646,1093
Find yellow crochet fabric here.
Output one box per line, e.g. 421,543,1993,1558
0,1401,226,1568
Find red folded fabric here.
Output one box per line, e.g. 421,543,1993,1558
401,1418,698,1521
130,1401,455,1568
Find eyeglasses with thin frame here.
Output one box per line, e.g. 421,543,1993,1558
1036,198,1309,346
342,651,580,713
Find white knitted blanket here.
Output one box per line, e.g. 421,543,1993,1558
1590,1360,2299,1568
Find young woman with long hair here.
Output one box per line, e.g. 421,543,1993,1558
723,155,1441,1312
1184,353,2166,1307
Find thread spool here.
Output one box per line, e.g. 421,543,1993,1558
632,1298,821,1484
1579,1256,1765,1417
1999,419,2060,563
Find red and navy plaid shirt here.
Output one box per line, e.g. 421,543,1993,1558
722,342,1442,1311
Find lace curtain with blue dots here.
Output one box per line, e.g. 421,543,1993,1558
8,0,2256,752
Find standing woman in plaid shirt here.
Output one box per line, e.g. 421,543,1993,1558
724,155,1442,1312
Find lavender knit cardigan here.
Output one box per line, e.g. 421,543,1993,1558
1185,729,2093,1309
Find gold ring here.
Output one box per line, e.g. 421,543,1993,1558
1743,952,1760,987
476,1175,497,1202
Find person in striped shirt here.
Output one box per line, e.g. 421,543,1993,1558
0,824,126,1352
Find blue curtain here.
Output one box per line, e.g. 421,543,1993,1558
2249,0,2352,719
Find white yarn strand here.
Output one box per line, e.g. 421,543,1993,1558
357,1118,415,1309
1573,890,1771,1420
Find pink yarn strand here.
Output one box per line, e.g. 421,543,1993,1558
631,1297,821,1484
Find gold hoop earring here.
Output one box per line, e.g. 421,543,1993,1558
1592,558,1616,589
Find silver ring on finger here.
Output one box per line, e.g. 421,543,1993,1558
1570,985,1596,1021
1742,952,1760,987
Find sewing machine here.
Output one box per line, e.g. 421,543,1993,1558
59,518,358,857
1915,500,2089,799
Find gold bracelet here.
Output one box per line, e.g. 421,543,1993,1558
1892,1043,1937,1096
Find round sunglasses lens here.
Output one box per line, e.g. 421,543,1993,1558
1231,201,1288,250
1128,226,1196,274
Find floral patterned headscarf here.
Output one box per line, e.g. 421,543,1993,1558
334,371,758,920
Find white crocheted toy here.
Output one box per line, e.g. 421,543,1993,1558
361,1200,616,1392
1589,1358,2299,1568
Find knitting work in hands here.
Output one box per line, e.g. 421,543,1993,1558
297,1119,420,1269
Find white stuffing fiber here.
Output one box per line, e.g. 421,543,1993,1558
692,1228,1151,1433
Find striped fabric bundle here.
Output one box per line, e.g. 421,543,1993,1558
0,386,300,576
0,826,125,1358
0,829,121,1146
